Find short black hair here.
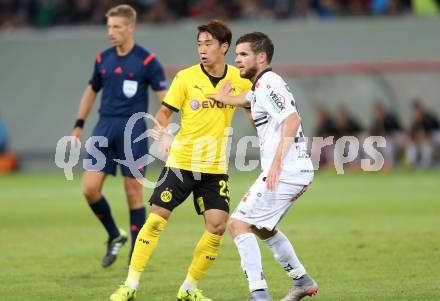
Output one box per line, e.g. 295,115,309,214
197,19,232,54
236,32,274,63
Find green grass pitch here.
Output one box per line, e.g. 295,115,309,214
0,169,439,301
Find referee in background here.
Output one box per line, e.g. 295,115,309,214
71,4,167,268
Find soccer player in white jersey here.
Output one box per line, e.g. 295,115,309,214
208,32,318,301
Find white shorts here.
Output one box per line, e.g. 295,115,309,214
231,173,310,231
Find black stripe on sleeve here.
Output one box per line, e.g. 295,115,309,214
253,115,268,123
255,120,269,128
162,101,179,112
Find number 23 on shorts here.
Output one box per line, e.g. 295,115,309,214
219,180,230,197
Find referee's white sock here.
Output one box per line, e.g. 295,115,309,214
263,230,306,279
234,233,268,292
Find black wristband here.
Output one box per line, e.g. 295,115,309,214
74,119,85,129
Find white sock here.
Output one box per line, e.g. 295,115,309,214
124,268,141,289
124,278,139,290
180,274,197,292
263,230,306,279
234,233,268,292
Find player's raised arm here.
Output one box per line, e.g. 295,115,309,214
207,90,249,106
71,84,97,141
206,81,250,107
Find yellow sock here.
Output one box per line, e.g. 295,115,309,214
187,230,224,281
129,213,167,273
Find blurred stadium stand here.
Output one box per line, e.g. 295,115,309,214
0,16,439,171
2,0,440,29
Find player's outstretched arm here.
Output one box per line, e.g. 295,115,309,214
206,81,250,107
71,85,97,140
266,112,301,191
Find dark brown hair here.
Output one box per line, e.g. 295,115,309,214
236,32,274,63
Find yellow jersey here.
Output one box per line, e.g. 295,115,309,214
163,64,252,174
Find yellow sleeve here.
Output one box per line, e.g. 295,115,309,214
237,77,252,93
163,71,186,111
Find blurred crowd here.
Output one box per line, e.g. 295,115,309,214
1,0,440,29
313,98,440,170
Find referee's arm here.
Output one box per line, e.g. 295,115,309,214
71,85,97,140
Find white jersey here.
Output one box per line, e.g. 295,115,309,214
246,69,314,185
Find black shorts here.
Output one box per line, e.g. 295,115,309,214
85,116,147,177
149,167,230,214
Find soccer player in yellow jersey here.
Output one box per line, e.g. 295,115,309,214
110,20,252,301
